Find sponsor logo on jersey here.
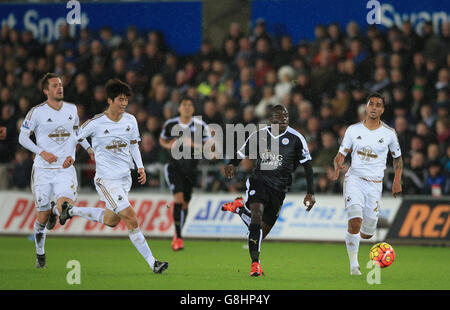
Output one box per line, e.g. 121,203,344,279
104,129,110,134
48,126,71,144
126,125,131,131
105,138,127,153
378,138,384,144
356,136,362,140
47,118,53,122
69,115,73,120
356,146,378,161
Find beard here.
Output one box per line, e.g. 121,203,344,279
52,93,64,101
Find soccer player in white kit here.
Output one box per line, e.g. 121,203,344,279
61,79,168,274
332,93,403,275
18,73,94,268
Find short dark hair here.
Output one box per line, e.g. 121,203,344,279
40,72,60,91
269,104,288,116
179,95,195,106
366,92,385,106
105,79,132,100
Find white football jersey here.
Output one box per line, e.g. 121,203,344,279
339,121,401,181
21,101,79,168
76,112,141,180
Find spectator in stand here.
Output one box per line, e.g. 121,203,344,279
274,65,295,101
313,131,339,167
424,160,447,196
11,147,33,189
404,152,426,194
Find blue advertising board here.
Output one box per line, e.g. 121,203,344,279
252,0,450,43
0,1,202,55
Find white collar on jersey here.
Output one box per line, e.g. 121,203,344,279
265,125,289,139
176,116,194,128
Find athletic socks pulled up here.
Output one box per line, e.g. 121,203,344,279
69,206,105,223
248,223,262,263
345,231,361,268
173,203,188,238
129,227,156,269
34,221,46,255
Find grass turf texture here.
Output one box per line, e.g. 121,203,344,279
0,236,449,290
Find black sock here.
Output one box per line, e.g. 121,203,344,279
248,223,262,263
173,203,182,238
238,207,251,228
181,208,188,232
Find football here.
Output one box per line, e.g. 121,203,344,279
369,242,395,268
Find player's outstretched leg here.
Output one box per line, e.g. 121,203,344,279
120,206,168,274
46,201,57,230
59,201,73,225
222,197,251,228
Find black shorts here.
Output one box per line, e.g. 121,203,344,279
244,177,286,227
164,163,194,203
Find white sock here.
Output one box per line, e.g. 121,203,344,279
345,231,360,268
34,221,46,255
52,205,60,216
129,228,155,269
69,206,105,223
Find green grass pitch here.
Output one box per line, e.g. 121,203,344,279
0,236,449,290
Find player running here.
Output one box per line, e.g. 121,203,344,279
159,96,211,251
61,79,168,274
18,73,93,268
223,104,316,277
332,92,402,275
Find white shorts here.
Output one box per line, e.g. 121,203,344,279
343,175,383,235
94,175,132,214
31,166,78,212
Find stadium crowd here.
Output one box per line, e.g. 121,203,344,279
0,20,448,195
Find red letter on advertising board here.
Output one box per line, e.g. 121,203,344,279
136,200,153,230
20,201,35,229
4,199,29,229
146,200,167,231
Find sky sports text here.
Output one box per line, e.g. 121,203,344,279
1,1,448,44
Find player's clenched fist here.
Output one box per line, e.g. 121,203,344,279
303,194,316,211
62,156,74,168
40,151,57,164
137,168,146,185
